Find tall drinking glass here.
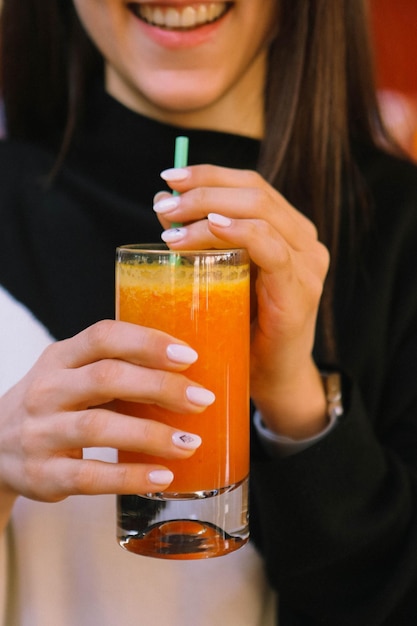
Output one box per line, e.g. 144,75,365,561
115,244,250,559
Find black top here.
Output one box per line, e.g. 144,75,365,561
1,86,417,625
0,88,259,338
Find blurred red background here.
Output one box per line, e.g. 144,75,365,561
369,0,417,159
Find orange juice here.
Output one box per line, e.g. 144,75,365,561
116,251,250,494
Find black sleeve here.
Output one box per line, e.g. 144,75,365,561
249,153,417,626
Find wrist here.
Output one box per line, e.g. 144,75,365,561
252,363,342,440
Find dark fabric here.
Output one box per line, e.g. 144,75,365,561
0,87,259,338
1,86,417,625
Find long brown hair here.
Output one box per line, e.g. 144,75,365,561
0,0,392,363
258,1,392,361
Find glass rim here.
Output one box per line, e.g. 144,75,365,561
116,243,248,256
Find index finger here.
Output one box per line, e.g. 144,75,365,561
42,320,198,371
159,164,317,244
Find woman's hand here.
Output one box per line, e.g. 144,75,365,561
154,164,330,439
0,320,213,504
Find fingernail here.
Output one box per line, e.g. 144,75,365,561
148,469,174,485
154,196,180,214
161,227,186,243
166,344,198,364
172,432,202,450
153,191,170,203
186,386,216,407
160,167,189,182
208,213,232,227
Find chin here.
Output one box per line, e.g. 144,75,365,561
151,92,220,114
107,66,229,124
136,81,227,118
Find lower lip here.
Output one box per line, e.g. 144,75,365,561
130,10,230,49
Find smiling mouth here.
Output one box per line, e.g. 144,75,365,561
128,3,233,30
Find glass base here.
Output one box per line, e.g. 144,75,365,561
117,477,249,559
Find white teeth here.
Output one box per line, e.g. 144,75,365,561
208,4,219,21
181,6,197,28
165,8,180,28
196,5,208,25
153,8,165,25
137,3,228,29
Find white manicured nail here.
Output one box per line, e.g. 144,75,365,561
154,196,180,214
186,386,216,407
160,167,189,181
172,432,202,450
161,228,186,243
166,344,198,364
153,191,169,203
148,469,174,485
208,213,232,227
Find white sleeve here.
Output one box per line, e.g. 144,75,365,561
0,286,54,625
0,285,53,395
253,409,339,457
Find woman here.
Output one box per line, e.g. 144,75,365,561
1,1,417,624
